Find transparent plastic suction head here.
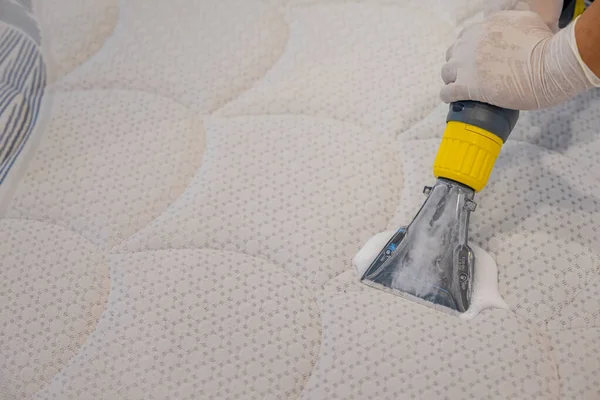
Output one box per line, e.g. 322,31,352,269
360,179,475,313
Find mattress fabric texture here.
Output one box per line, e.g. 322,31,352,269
1,0,599,399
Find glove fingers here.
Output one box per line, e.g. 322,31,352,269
445,44,454,62
454,22,478,44
441,61,458,84
440,82,470,104
520,0,563,31
484,0,562,31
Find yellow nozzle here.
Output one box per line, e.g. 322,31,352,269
433,121,503,192
574,0,587,19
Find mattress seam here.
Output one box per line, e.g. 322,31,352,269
1,217,113,397
540,331,565,399
211,8,290,116
544,324,600,332
0,216,103,250
510,310,562,399
109,245,324,397
34,0,119,85
297,292,327,400
34,272,112,398
45,86,206,123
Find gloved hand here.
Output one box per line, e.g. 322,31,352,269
441,11,600,110
485,0,563,31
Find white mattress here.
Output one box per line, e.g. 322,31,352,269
1,0,599,398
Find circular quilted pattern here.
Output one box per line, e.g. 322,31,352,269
2,0,599,397
218,3,456,135
34,0,119,82
389,138,600,329
301,281,558,400
286,0,485,26
35,250,321,400
7,90,205,249
0,220,109,398
119,116,402,290
476,142,600,249
51,0,289,113
492,233,599,327
548,272,600,330
511,89,600,177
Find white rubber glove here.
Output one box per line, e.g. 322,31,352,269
441,11,600,110
486,0,563,31
517,0,564,31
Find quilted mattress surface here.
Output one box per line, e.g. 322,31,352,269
1,0,599,398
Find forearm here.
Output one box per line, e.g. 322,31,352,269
575,1,600,76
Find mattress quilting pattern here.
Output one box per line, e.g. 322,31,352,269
1,0,599,399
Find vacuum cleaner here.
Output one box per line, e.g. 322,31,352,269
360,101,519,314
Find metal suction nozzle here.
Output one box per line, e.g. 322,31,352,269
360,178,476,313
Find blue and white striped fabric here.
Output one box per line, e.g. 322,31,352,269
0,23,46,184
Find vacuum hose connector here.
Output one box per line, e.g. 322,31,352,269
433,101,519,192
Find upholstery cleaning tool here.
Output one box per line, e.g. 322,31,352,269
360,101,519,314
559,0,589,28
